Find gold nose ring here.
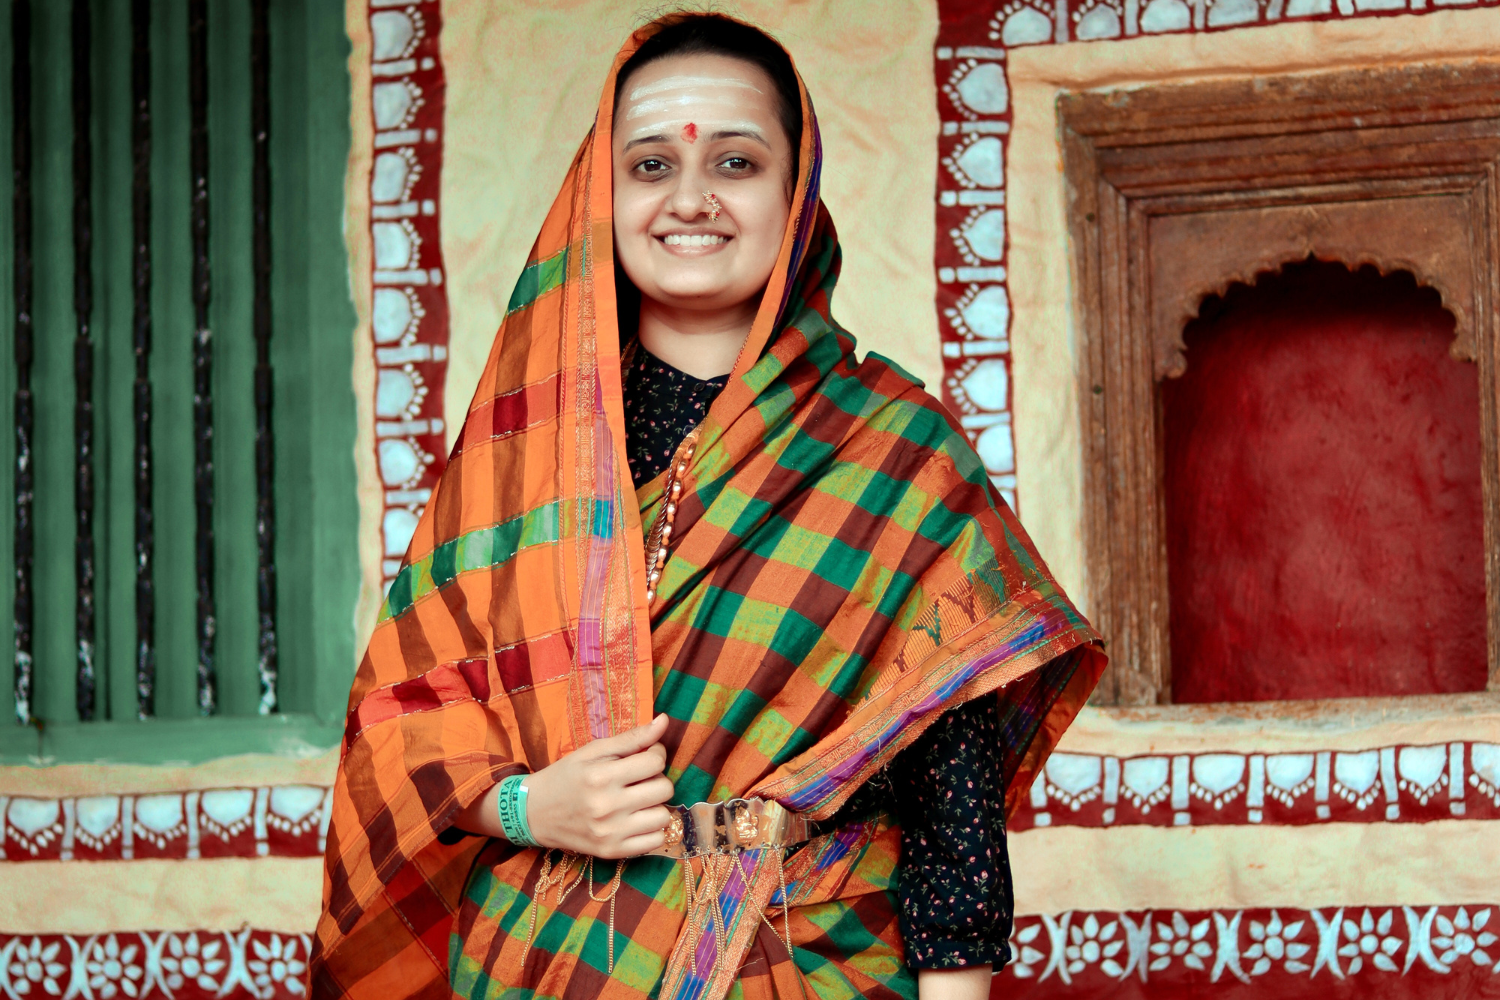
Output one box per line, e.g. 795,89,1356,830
702,191,721,223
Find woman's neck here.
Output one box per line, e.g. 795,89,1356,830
636,295,759,380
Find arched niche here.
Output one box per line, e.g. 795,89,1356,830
1153,204,1478,381
1162,259,1484,704
1061,62,1500,706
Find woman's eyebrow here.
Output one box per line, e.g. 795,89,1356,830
708,127,769,148
623,133,671,151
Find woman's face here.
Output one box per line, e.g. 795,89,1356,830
612,53,794,318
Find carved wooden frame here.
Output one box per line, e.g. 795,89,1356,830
1061,64,1500,705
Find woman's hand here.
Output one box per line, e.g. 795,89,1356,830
452,714,675,859
526,714,675,858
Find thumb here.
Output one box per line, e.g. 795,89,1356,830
595,713,669,759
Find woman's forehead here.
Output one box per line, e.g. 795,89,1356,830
617,53,779,132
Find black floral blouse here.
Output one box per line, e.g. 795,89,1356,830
622,344,1013,971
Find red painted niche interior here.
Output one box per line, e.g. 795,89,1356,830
1161,258,1487,703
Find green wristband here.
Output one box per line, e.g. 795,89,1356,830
514,778,536,846
496,774,539,848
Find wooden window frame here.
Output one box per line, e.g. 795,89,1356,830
1061,63,1500,705
0,2,359,763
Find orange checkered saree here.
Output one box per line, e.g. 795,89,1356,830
312,13,1104,1000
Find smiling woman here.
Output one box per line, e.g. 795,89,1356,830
612,38,796,378
311,13,1104,1000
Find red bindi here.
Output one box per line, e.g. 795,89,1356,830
681,122,698,143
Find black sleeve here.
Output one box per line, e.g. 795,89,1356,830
892,693,1014,970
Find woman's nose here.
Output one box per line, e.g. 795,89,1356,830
667,167,710,220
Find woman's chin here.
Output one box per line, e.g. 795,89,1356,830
641,280,754,311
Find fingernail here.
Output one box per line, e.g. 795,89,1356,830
655,713,667,724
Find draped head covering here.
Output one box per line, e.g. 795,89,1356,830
312,12,1105,1000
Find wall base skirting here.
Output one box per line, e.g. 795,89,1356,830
0,929,313,1000
999,904,1500,997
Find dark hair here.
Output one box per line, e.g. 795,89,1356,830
613,15,803,167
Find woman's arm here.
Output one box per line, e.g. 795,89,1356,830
891,696,1016,977
917,967,992,1000
450,714,676,858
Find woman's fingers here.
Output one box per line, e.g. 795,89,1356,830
611,829,668,859
590,714,669,761
623,804,675,836
616,775,675,813
615,815,675,857
611,744,670,785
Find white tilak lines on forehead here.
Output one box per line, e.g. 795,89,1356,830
624,93,753,121
625,119,765,142
627,74,763,100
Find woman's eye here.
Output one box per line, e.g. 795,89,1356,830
720,157,751,172
635,159,669,175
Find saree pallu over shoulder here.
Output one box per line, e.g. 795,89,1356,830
312,12,1104,1000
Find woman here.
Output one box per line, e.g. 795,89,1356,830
312,13,1104,1000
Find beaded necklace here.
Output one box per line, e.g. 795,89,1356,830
644,425,700,603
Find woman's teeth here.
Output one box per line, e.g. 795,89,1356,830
663,234,726,246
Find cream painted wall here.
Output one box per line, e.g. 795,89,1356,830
437,0,943,443
1004,8,1500,619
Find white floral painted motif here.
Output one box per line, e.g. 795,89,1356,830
1009,921,1047,978
1045,754,1104,811
1338,909,1404,973
133,794,187,850
1121,757,1171,813
1245,911,1311,975
268,787,327,836
1263,753,1315,807
1469,743,1500,805
1332,751,1381,809
1190,754,1247,810
5,936,65,995
952,207,1006,264
370,8,425,61
73,796,122,852
956,359,1009,412
944,285,1010,344
1397,745,1448,805
200,790,256,842
84,934,144,999
5,799,63,857
1149,912,1212,971
376,368,429,421
1075,1,1124,39
990,3,1054,46
1432,907,1496,969
945,135,1005,189
247,934,309,997
1064,914,1126,977
372,220,422,272
1113,913,1152,982
945,61,1009,117
158,932,226,993
372,287,424,346
371,148,422,205
372,80,423,131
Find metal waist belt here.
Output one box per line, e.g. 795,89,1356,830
647,797,813,858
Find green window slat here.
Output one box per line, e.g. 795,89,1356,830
0,0,358,763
